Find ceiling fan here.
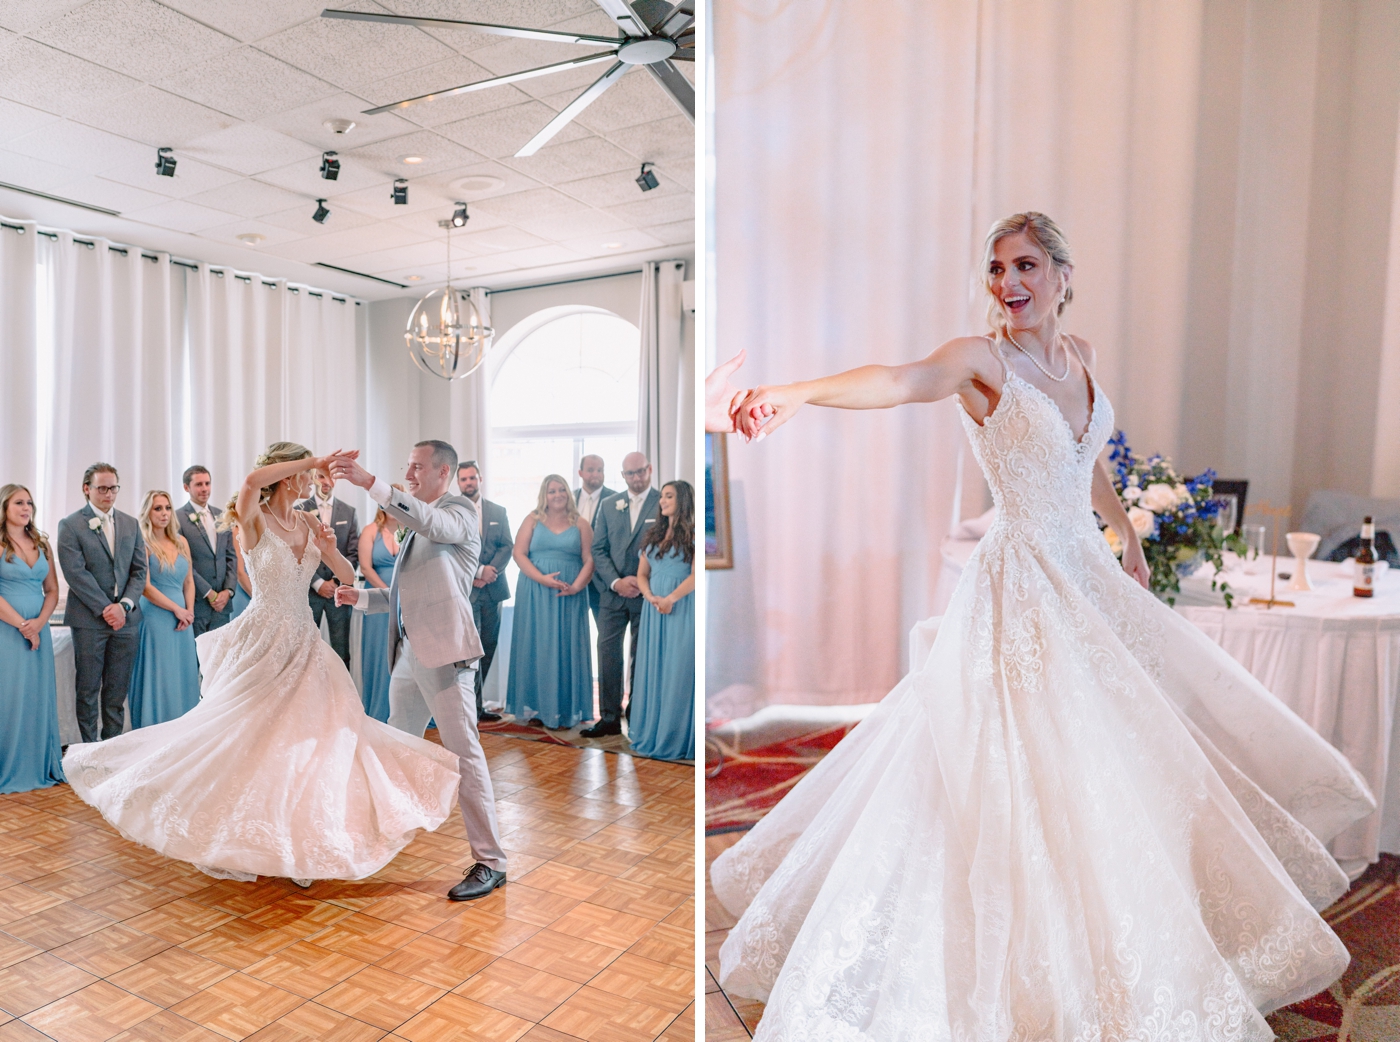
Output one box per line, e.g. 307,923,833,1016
321,1,694,157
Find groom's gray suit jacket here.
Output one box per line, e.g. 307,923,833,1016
361,485,483,671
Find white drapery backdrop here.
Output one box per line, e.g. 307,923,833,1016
0,219,362,540
638,259,692,485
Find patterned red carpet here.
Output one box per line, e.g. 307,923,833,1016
705,727,1400,1037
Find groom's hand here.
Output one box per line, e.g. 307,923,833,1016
329,456,375,490
335,586,359,607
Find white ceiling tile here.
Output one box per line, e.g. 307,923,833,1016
8,120,151,169
192,217,308,249
641,218,693,247
480,242,584,269
467,36,616,100
124,198,237,233
0,0,83,35
473,185,587,223
333,240,454,275
542,67,677,135
75,87,239,147
258,201,378,236
0,38,141,117
603,115,693,170
333,178,460,220
605,191,692,227
182,123,322,176
558,227,663,257
504,135,637,186
184,179,307,219
434,100,589,160
253,156,392,200
257,3,459,96
419,159,544,201
339,128,487,177
0,149,86,191
256,92,420,150
359,54,511,123
159,47,338,122
555,166,685,209
383,202,508,238
456,225,549,254
158,0,326,44
49,174,169,212
514,206,626,241
29,0,237,79
98,155,243,199
258,220,427,263
0,97,64,138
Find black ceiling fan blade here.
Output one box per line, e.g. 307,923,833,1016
589,0,652,37
656,4,694,38
645,58,694,122
321,9,623,46
362,51,619,115
515,61,630,156
672,48,694,61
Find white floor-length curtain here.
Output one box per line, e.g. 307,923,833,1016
40,232,182,527
0,222,37,495
638,259,688,483
448,287,491,478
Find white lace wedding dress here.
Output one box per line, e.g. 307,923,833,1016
711,371,1377,1041
63,527,460,882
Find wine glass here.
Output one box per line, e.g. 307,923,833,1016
1241,523,1267,573
1213,495,1238,541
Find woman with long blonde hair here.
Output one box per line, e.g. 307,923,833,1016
64,443,460,888
0,484,63,793
125,491,200,727
711,213,1375,1036
504,473,595,730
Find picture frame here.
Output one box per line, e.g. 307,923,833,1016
706,432,733,569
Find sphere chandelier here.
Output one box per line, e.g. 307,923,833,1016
404,204,493,380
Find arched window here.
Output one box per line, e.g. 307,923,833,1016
488,306,640,597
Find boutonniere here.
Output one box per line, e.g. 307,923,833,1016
396,526,409,543
616,499,628,511
189,512,199,524
88,517,102,531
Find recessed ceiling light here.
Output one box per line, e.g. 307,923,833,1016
399,155,425,165
236,232,265,245
323,118,355,135
602,241,624,250
405,274,423,281
453,175,504,195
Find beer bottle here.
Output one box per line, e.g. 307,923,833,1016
1355,516,1376,598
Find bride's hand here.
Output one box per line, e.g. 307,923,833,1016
735,385,801,441
1121,532,1150,589
312,519,338,556
317,449,359,472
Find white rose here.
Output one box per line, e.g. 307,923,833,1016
1121,486,1142,503
1126,474,1140,487
88,517,103,531
1173,484,1190,503
1140,483,1178,513
1127,506,1156,538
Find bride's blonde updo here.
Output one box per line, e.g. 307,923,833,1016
981,211,1074,342
219,441,312,530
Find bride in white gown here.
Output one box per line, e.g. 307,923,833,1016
711,213,1377,1040
63,442,460,884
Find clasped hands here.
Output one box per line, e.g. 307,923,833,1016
704,350,785,442
16,616,43,650
538,571,585,598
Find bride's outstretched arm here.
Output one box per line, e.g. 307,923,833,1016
733,337,997,439
236,451,353,543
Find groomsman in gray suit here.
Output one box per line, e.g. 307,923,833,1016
580,452,660,738
573,454,614,625
457,460,510,723
300,468,359,667
57,463,147,742
177,465,237,636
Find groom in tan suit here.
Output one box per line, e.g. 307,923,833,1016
334,440,506,901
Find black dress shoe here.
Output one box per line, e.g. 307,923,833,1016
448,863,506,901
579,721,621,738
478,710,502,723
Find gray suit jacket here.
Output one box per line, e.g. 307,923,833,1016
178,502,236,600
591,487,661,610
298,497,359,585
470,498,512,605
57,503,147,629
576,485,615,597
361,487,483,670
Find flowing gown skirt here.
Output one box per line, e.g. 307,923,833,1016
629,548,694,760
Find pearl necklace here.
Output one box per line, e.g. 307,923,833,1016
1006,329,1070,382
266,505,299,532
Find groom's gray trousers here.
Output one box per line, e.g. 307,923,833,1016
388,637,507,873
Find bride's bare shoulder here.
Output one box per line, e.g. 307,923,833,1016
1066,334,1097,371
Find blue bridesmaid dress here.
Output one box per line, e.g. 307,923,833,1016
127,551,201,728
628,547,695,760
506,522,593,729
359,529,397,723
0,551,63,792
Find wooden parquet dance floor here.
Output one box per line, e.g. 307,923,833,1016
0,734,696,1042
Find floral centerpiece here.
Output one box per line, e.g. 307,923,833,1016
1103,430,1243,607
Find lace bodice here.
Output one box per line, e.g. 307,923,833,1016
243,529,321,620
961,371,1112,552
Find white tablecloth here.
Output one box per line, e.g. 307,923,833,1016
1177,557,1400,873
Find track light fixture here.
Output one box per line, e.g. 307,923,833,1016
312,198,330,224
451,202,469,228
155,148,177,177
635,162,658,192
320,151,340,180
392,179,408,205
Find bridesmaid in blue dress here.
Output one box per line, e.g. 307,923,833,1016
229,526,251,619
0,484,63,792
506,474,595,729
630,480,697,761
357,499,400,722
127,491,200,728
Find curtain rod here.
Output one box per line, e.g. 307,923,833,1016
486,268,646,296
1,220,350,301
